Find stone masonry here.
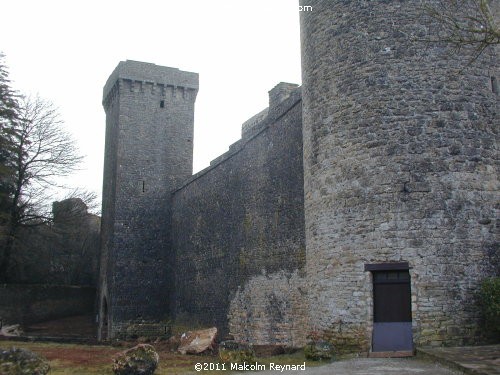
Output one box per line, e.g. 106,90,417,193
171,84,306,344
99,2,498,351
301,0,498,350
99,61,198,339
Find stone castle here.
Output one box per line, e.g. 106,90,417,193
98,1,499,353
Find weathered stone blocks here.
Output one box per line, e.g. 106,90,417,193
99,61,199,340
301,0,498,350
228,270,307,347
171,88,305,342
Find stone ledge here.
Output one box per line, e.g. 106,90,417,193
416,345,500,375
369,350,414,358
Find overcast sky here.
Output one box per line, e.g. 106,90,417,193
2,0,301,204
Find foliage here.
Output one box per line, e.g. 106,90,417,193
303,340,334,361
0,53,20,230
0,95,84,280
218,341,255,363
0,54,89,282
478,277,500,339
0,53,18,124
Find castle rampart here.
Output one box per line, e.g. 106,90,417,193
171,86,307,345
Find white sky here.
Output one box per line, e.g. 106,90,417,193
2,0,301,203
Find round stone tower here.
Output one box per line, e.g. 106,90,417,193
300,0,498,352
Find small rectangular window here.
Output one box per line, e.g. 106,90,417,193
491,77,498,95
160,100,165,108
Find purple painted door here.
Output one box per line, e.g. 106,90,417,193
372,270,413,352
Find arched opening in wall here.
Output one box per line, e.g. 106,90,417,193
101,297,109,341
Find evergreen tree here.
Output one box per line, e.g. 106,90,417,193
0,53,19,235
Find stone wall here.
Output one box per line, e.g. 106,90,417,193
0,284,95,325
171,86,307,345
301,0,499,351
228,270,307,347
97,3,498,348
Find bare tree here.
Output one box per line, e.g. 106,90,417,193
0,95,83,281
50,187,101,231
63,188,101,216
423,0,499,62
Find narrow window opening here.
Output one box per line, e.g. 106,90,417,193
160,100,165,108
491,76,498,95
142,180,145,193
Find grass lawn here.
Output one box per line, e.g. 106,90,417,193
0,340,320,374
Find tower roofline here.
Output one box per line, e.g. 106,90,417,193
103,60,199,101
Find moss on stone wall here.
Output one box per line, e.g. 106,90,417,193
321,322,370,355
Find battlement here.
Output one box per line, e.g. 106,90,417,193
268,82,299,110
172,85,302,194
103,60,199,105
241,83,301,139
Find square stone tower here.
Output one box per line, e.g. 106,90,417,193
98,60,198,340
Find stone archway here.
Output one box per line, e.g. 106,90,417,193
99,296,109,341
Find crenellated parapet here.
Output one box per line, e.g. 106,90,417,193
241,83,301,140
102,60,198,111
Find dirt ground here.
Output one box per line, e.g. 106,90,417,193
1,339,468,375
2,316,313,374
2,316,474,375
0,340,216,374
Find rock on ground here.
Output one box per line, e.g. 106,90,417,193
0,347,50,375
112,343,159,375
178,327,217,355
0,324,22,337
